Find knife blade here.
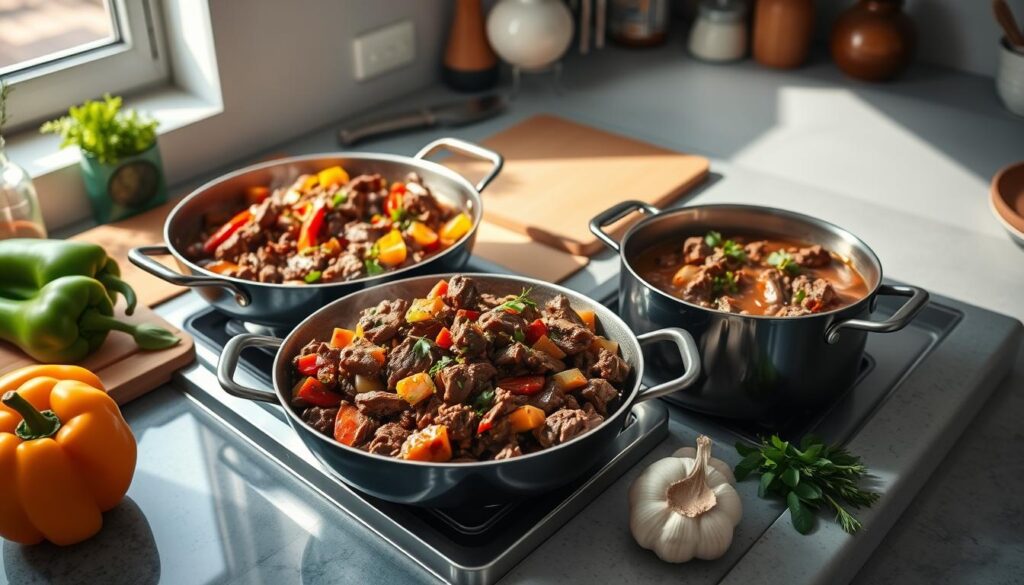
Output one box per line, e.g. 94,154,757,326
338,94,507,146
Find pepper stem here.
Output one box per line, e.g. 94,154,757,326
2,391,61,440
78,309,181,350
98,273,138,316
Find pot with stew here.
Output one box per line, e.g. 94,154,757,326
590,202,929,422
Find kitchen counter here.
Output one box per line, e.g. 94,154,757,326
4,42,1023,584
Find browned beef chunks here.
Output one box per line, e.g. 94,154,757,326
358,299,408,344
386,336,443,388
355,391,408,417
367,423,410,456
437,362,497,405
478,388,517,433
443,275,479,310
577,378,619,416
794,245,831,268
322,253,364,282
340,338,384,376
493,443,522,460
590,348,630,385
744,240,767,262
451,314,489,358
415,396,444,430
435,404,479,449
492,342,565,375
757,268,789,307
791,275,837,312
534,409,604,448
301,406,338,435
528,379,565,414
683,236,711,264
479,307,527,341
402,179,446,224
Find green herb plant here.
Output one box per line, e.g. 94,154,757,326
767,250,800,275
734,434,879,534
498,288,537,314
40,94,158,165
704,231,746,262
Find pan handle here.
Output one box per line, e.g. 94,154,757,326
414,137,504,193
217,333,284,404
128,245,252,307
825,284,929,344
635,328,701,402
588,200,661,253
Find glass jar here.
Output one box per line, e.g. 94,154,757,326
688,0,749,62
0,137,47,239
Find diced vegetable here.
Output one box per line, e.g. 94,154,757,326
427,279,449,299
296,353,321,376
576,309,596,332
532,334,566,359
552,368,588,391
297,202,326,251
354,374,385,394
301,175,320,191
396,372,436,405
329,327,356,349
525,319,548,345
205,260,239,275
294,377,341,407
591,336,620,355
509,405,547,433
497,375,546,396
321,237,343,255
672,264,700,287
245,185,270,205
439,212,472,245
406,296,444,323
375,229,408,267
400,424,452,462
304,270,322,284
354,323,365,338
435,327,454,350
203,210,252,254
477,419,493,434
456,309,480,320
333,404,362,446
318,165,350,188
407,221,439,249
385,184,405,216
370,346,387,365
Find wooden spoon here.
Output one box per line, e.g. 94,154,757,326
993,0,1024,50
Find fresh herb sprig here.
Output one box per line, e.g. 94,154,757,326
704,231,746,262
428,355,455,377
499,288,538,314
711,271,740,295
734,434,879,534
767,250,800,275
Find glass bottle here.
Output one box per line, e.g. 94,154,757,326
0,136,47,239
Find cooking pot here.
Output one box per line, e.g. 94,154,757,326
129,138,502,329
216,273,700,506
590,201,928,422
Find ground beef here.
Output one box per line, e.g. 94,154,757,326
367,423,409,456
358,299,408,344
355,391,408,417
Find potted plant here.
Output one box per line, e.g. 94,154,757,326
41,94,167,223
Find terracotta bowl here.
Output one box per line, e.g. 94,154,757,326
991,161,1024,246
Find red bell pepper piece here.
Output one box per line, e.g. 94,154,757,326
334,404,362,446
427,279,449,299
296,353,321,376
385,183,406,216
203,210,252,254
525,319,548,345
456,309,480,320
497,376,546,396
298,202,326,251
435,327,454,350
477,419,493,434
295,377,341,407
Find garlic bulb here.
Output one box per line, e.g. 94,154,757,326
629,436,742,563
672,445,736,485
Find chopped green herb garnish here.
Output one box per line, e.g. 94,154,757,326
513,328,525,342
303,270,322,284
499,288,538,314
331,191,348,207
767,250,800,275
472,387,496,414
704,231,722,248
366,243,380,260
428,355,455,377
722,239,747,262
711,271,740,295
390,208,406,223
364,259,384,276
413,337,433,359
794,289,807,305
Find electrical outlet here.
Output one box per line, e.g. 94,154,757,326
352,20,415,81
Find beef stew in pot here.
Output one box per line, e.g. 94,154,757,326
634,231,869,316
288,275,631,462
185,167,472,284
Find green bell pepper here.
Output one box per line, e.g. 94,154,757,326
0,276,178,363
0,239,138,314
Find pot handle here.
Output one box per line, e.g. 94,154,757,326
825,284,929,344
217,333,284,404
128,245,252,307
414,137,504,193
635,327,702,402
588,200,661,253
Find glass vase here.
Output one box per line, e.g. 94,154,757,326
0,136,47,239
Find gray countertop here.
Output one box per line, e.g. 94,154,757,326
4,42,1024,584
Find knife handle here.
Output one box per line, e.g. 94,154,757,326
338,108,436,146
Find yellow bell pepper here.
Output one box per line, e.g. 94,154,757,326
0,365,137,546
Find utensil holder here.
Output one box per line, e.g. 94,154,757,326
997,38,1024,117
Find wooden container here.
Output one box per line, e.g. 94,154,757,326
443,0,499,92
752,0,815,69
831,0,915,82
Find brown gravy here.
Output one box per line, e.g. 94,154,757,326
633,233,870,317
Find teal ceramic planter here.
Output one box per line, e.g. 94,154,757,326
80,142,168,223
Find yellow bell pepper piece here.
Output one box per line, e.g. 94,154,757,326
439,212,472,246
375,229,408,267
0,365,137,546
317,165,350,188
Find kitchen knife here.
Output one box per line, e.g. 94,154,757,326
338,94,507,145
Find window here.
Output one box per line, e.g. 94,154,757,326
0,0,168,131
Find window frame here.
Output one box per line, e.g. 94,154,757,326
2,0,169,132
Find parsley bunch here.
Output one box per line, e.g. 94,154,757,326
735,434,879,534
40,94,158,164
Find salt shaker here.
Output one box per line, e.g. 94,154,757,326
688,0,748,63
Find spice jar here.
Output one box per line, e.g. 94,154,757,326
609,0,670,47
688,0,749,62
752,0,815,69
0,137,47,240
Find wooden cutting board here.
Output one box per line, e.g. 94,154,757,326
0,302,195,405
444,114,709,256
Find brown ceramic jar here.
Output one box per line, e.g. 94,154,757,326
752,0,815,69
831,0,915,82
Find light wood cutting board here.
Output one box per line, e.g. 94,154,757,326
0,302,195,405
444,114,710,256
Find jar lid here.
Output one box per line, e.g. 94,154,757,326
697,0,747,23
